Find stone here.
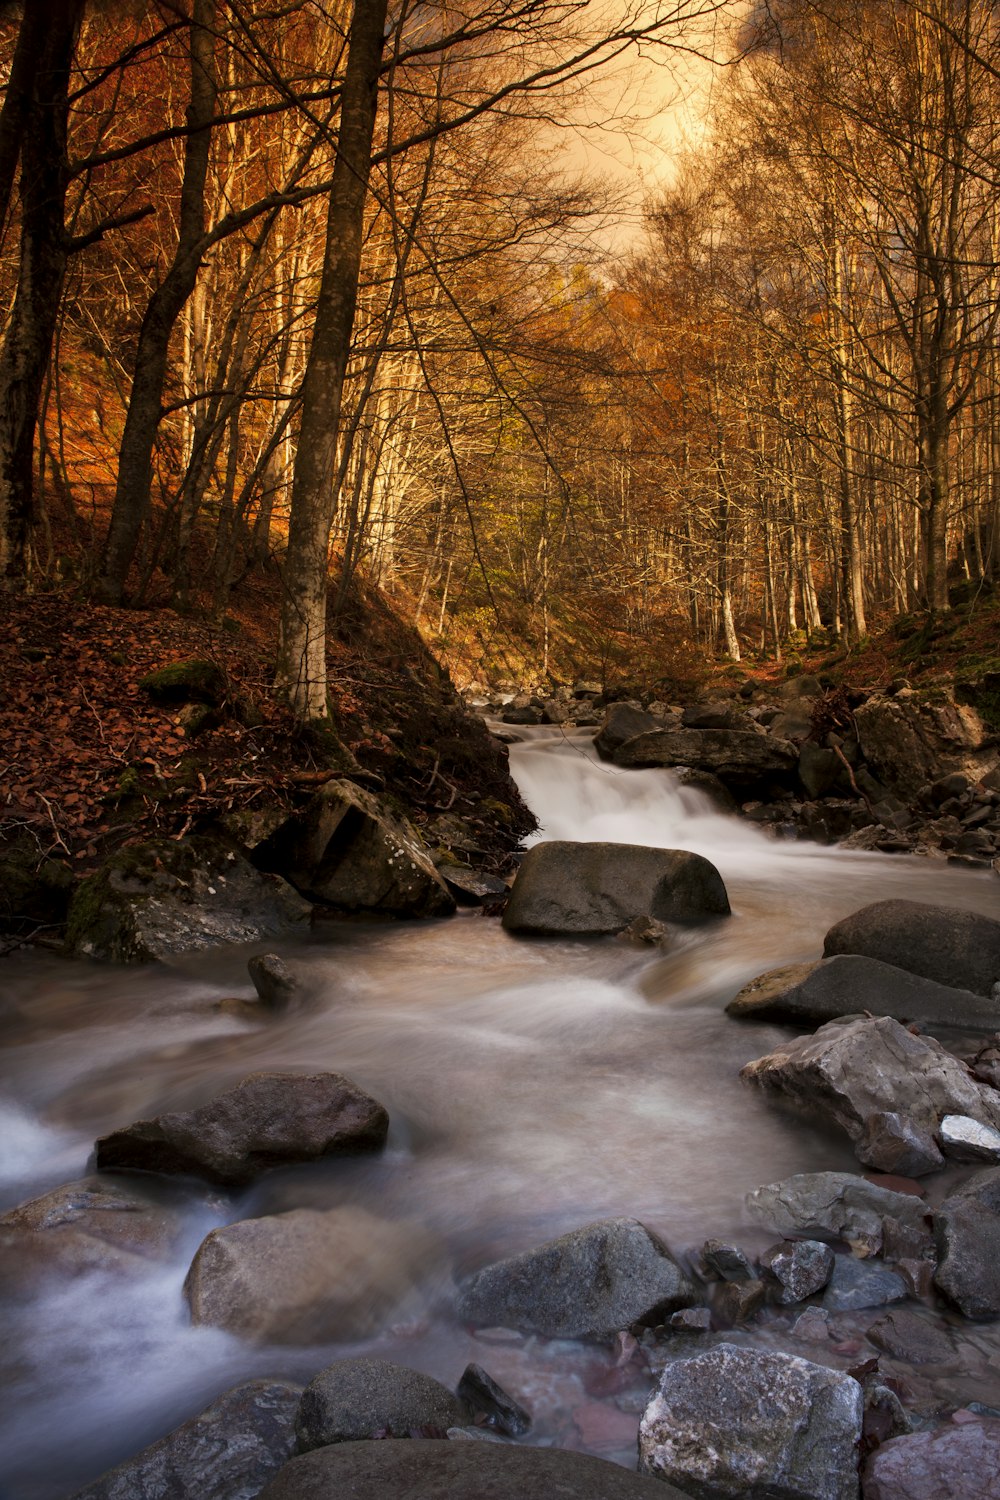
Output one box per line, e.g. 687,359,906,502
0,1176,182,1285
866,1308,956,1366
456,1217,699,1339
937,1114,1000,1163
933,1168,1000,1318
701,1238,756,1282
66,837,312,963
138,657,228,706
760,1239,835,1303
746,1173,928,1254
861,1418,1000,1500
594,703,657,759
821,1256,907,1311
247,954,305,1009
295,1359,468,1450
791,1307,831,1342
726,954,998,1032
436,864,508,905
638,1342,863,1500
501,840,729,937
259,1441,682,1500
612,727,799,792
454,1364,531,1436
0,835,73,932
741,1015,1000,1175
714,1278,766,1323
254,779,455,919
798,742,848,799
823,899,1000,998
670,1306,713,1331
96,1071,388,1186
854,690,991,798
68,1380,302,1500
184,1207,442,1344
681,701,745,730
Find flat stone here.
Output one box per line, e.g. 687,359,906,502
760,1239,835,1304
68,1380,302,1500
638,1342,862,1500
862,1417,1000,1499
746,1173,928,1255
613,728,798,787
823,899,1000,998
938,1114,1000,1163
295,1359,468,1450
821,1256,907,1312
866,1308,956,1366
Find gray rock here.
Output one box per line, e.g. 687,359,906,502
726,954,998,1032
714,1278,766,1324
436,864,508,905
799,742,847,799
594,703,657,759
95,1072,388,1186
933,1168,1000,1317
823,899,1000,998
445,1426,510,1443
746,1173,928,1254
866,1307,956,1366
681,701,745,730
456,1217,698,1339
821,1256,907,1311
247,954,304,1009
255,779,455,919
66,837,312,963
68,1380,302,1500
862,1418,1000,1500
501,840,729,936
760,1239,835,1303
295,1359,467,1450
701,1238,755,1282
0,1176,182,1285
613,727,799,790
454,1364,531,1437
741,1015,1000,1174
854,690,991,798
259,1441,681,1499
184,1207,442,1344
937,1114,1000,1163
638,1342,863,1500
670,1306,713,1330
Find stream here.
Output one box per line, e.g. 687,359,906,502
2,728,999,1498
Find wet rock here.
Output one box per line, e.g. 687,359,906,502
68,1379,302,1500
670,1306,713,1331
701,1238,756,1282
760,1240,835,1304
673,767,739,812
823,899,1000,998
184,1207,442,1343
0,1176,182,1284
726,955,998,1032
247,954,305,1009
594,703,658,759
445,1425,510,1443
254,779,455,919
501,840,730,937
259,1441,681,1500
66,837,312,963
456,1217,699,1339
613,727,799,794
295,1358,468,1450
746,1173,928,1255
937,1114,1000,1163
822,1256,907,1312
933,1168,1000,1318
454,1364,531,1436
714,1278,766,1324
866,1308,956,1366
436,864,508,905
96,1071,388,1186
741,1015,1000,1175
638,1342,863,1500
791,1307,831,1342
861,1417,1000,1499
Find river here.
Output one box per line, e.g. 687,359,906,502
1,728,998,1497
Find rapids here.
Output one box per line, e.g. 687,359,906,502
1,727,998,1497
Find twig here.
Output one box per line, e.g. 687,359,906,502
36,793,71,855
831,742,878,820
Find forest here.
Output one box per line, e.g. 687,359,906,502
3,0,999,710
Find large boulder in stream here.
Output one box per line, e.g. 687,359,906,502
853,687,992,798
823,900,1000,999
259,1441,682,1500
741,1015,1000,1175
455,1217,699,1339
638,1343,863,1500
726,954,998,1032
611,726,799,792
95,1071,389,1186
295,1358,469,1450
501,840,729,936
254,778,455,918
65,837,312,963
185,1206,443,1344
0,1175,184,1286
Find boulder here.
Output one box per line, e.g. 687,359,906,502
138,657,228,706
68,1380,302,1500
254,779,455,919
821,1256,907,1311
746,1173,928,1254
612,727,799,792
501,840,730,937
184,1207,442,1344
456,1217,699,1339
726,955,998,1032
65,837,312,963
638,1342,863,1500
741,1015,1000,1174
861,1418,1000,1500
95,1071,388,1186
258,1441,681,1500
295,1359,468,1450
247,954,307,1009
681,701,745,730
798,742,850,799
854,688,991,798
594,703,658,759
0,1175,182,1285
823,899,1000,998
933,1168,1000,1318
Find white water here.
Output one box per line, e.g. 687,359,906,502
1,730,998,1497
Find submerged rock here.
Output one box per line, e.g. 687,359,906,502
823,899,1000,998
501,840,729,936
456,1217,699,1339
68,1379,302,1500
933,1168,1000,1318
295,1358,468,1451
185,1207,443,1344
821,1255,907,1311
638,1342,863,1500
95,1071,388,1186
862,1417,1000,1500
0,1175,182,1285
746,1172,928,1254
455,1364,531,1437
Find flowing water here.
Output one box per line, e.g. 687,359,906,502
1,728,998,1497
